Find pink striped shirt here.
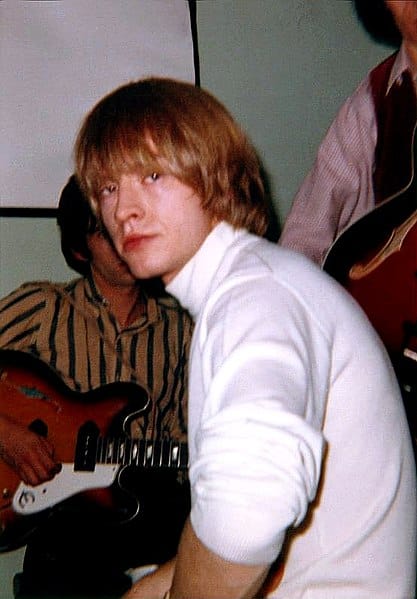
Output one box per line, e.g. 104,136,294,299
280,44,416,265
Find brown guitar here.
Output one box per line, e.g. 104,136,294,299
0,350,189,553
323,185,417,411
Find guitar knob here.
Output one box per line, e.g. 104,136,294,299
2,488,11,499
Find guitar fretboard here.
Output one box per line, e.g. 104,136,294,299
74,420,188,472
97,437,189,469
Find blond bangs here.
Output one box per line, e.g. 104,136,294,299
76,119,162,203
75,78,269,235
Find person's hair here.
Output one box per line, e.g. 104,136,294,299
353,0,402,47
57,174,98,276
74,78,269,236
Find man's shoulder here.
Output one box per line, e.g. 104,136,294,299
156,293,192,318
1,280,56,302
234,238,355,310
0,279,82,307
223,236,323,298
341,51,399,119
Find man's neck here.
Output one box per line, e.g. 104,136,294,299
92,273,144,328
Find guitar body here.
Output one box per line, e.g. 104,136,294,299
0,351,190,557
323,187,417,359
347,218,417,358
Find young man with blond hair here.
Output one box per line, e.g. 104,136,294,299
74,78,416,599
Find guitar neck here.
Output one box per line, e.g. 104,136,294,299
74,420,188,472
97,436,189,470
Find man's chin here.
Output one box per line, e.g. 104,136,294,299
129,266,164,282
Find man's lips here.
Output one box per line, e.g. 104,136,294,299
122,234,155,253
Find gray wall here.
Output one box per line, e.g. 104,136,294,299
0,1,390,595
196,0,388,223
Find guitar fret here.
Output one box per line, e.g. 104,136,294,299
131,440,139,465
99,438,106,463
145,440,153,466
106,440,114,463
121,438,130,466
171,442,179,467
117,439,126,464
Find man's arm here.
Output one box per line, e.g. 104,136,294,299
279,76,377,264
170,519,269,599
122,521,269,599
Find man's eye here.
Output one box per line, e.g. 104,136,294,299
145,172,160,183
100,184,117,198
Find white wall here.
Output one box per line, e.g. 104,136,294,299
1,0,194,209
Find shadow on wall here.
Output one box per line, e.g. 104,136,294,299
262,167,281,243
353,0,401,46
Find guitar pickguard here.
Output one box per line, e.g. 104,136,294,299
12,463,119,515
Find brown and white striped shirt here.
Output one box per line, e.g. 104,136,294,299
0,275,193,441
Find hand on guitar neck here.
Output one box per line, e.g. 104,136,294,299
0,412,61,487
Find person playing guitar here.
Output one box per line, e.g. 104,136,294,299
0,176,192,598
280,0,417,439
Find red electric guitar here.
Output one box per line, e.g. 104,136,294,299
0,350,190,553
323,184,417,405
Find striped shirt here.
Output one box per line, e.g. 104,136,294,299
0,275,193,441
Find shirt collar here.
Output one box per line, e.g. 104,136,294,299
83,271,161,327
388,43,417,92
84,272,106,305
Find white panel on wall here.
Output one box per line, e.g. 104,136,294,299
0,0,195,209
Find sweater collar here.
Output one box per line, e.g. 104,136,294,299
166,221,244,320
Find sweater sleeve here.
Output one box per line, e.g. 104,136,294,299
189,275,327,565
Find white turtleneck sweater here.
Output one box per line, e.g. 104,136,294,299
167,222,416,598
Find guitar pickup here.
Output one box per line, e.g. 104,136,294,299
74,421,100,471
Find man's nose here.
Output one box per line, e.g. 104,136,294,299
115,175,145,223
